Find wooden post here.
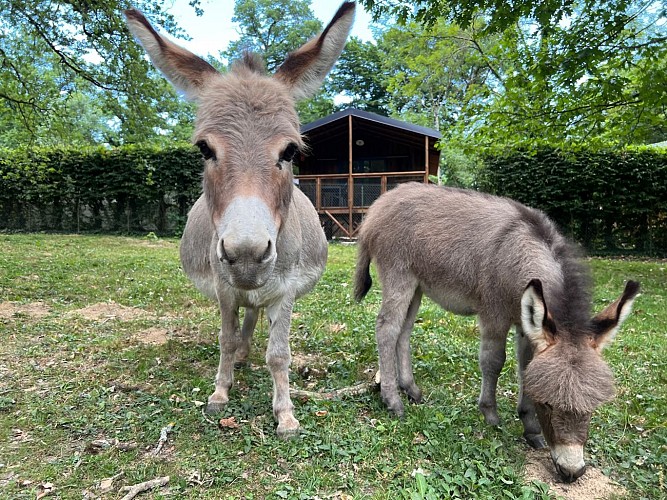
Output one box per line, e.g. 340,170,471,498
316,177,321,210
348,114,353,236
424,136,429,184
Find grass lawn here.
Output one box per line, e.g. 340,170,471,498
0,234,665,499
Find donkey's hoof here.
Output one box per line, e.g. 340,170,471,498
276,417,300,439
405,386,423,404
206,392,229,415
479,406,501,426
233,360,248,369
206,397,228,414
525,433,547,449
385,401,406,419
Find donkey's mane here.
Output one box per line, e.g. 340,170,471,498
514,202,594,336
231,52,267,75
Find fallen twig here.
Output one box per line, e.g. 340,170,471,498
200,405,216,424
290,380,378,401
120,476,169,500
152,423,174,456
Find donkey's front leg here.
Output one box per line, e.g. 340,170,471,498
266,297,299,438
207,305,240,414
515,325,546,449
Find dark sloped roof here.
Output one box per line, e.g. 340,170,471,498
301,108,442,139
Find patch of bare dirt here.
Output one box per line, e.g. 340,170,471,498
0,301,51,321
133,327,169,346
328,322,347,334
292,353,329,380
136,239,174,249
68,301,154,322
524,449,626,500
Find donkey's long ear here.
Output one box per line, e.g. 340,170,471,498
124,9,218,99
521,279,557,352
591,281,640,351
274,1,355,100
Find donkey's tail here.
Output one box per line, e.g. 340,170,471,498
354,243,373,301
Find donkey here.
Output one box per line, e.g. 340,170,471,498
354,182,639,482
125,2,355,437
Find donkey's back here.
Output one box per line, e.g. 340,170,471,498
355,182,566,322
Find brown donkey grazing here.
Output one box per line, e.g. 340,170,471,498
354,182,640,482
125,2,355,437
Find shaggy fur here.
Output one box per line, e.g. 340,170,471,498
355,182,639,480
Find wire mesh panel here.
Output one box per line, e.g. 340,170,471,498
320,178,348,208
387,175,424,191
353,177,382,207
296,179,317,206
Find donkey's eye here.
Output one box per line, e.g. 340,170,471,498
277,142,299,169
196,140,216,161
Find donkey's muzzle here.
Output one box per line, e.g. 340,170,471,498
217,236,276,290
218,238,273,265
215,196,279,290
551,444,586,482
556,462,586,483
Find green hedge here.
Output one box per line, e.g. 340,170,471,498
3,144,666,255
0,144,202,235
477,147,667,255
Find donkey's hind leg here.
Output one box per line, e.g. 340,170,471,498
477,316,509,426
397,289,423,403
235,307,259,367
375,274,419,418
515,325,546,448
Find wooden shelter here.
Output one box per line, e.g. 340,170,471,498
295,108,441,238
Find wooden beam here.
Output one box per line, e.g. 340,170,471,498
348,114,354,234
324,210,350,238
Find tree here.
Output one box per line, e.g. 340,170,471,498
377,19,497,131
361,1,666,148
223,0,322,71
329,37,392,115
0,0,198,145
360,0,662,36
471,3,667,147
222,0,336,123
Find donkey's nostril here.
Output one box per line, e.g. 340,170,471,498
218,239,236,264
556,463,586,483
259,240,273,263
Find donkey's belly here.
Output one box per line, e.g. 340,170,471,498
422,284,478,316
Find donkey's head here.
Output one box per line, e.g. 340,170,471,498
520,279,640,482
125,3,355,290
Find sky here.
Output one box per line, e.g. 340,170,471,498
164,0,376,57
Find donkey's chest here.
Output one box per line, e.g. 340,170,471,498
230,264,314,308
